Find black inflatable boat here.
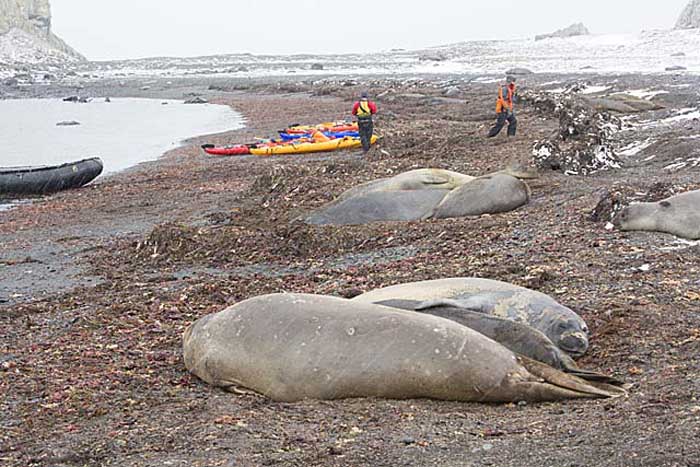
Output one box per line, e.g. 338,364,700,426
0,157,103,196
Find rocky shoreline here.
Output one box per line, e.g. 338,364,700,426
1,73,699,466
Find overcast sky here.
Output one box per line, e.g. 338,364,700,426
51,0,690,60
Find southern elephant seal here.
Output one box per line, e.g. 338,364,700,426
305,169,529,225
375,299,621,385
305,168,473,225
305,189,449,225
433,173,529,219
614,189,700,240
183,293,624,402
352,278,590,358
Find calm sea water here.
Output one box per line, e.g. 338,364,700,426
0,97,242,172
0,97,243,209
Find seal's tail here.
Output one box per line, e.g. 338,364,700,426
516,356,627,400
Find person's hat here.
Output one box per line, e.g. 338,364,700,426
506,75,516,83
360,91,369,99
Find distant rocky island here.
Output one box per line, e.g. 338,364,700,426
535,23,590,41
676,0,700,29
0,0,83,71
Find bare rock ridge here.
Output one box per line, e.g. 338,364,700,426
535,23,590,41
0,0,84,64
675,0,700,29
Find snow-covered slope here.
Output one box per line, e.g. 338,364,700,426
81,29,700,81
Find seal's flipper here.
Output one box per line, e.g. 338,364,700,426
415,296,495,313
562,367,625,386
557,353,625,386
374,299,423,311
516,356,627,400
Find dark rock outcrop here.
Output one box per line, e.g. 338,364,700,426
535,23,590,41
523,86,623,176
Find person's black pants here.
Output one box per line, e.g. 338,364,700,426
358,118,374,152
487,111,517,137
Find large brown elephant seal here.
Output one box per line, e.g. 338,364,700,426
305,168,529,226
183,293,624,402
375,299,621,385
614,189,700,240
352,278,590,358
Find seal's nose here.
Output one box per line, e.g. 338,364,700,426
559,331,589,357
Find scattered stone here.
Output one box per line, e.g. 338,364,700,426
580,65,595,70
590,190,624,223
42,73,55,80
310,63,324,70
444,86,461,97
3,77,19,86
419,52,447,62
141,85,151,90
665,65,687,71
536,22,590,41
56,120,81,126
237,66,249,72
184,96,208,104
671,52,686,57
62,95,79,102
505,67,534,76
401,437,416,445
328,446,344,456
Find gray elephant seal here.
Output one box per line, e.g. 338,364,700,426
376,299,621,385
183,293,623,402
614,189,700,240
433,173,529,220
352,278,590,358
305,169,529,225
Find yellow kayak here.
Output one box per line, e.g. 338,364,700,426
250,135,377,156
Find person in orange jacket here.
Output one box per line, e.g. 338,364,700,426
487,76,517,138
352,91,378,153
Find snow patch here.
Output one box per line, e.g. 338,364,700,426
580,85,612,95
625,89,670,100
618,139,654,157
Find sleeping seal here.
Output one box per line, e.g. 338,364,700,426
305,169,529,225
376,299,621,385
433,173,529,219
352,278,590,358
614,189,700,240
183,293,624,402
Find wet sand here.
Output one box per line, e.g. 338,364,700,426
1,75,699,467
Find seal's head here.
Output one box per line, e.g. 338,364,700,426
551,319,589,358
613,202,660,232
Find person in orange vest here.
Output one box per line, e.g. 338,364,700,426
352,91,378,153
487,76,517,138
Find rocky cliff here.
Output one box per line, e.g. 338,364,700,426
676,0,700,29
0,0,84,64
535,23,590,41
